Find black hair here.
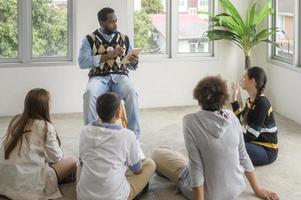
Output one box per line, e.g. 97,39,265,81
247,66,267,95
97,7,115,22
243,66,267,124
96,92,121,122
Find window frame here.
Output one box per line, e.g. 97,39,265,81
0,0,75,66
269,0,301,68
131,0,214,59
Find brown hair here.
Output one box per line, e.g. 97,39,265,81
3,88,61,159
193,76,229,111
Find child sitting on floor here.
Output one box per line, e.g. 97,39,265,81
0,88,77,200
77,92,155,200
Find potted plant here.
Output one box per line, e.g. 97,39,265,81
202,0,280,69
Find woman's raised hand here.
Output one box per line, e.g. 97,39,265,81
231,81,240,102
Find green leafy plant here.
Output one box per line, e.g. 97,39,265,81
202,0,280,69
0,0,68,58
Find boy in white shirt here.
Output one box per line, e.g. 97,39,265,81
77,92,155,200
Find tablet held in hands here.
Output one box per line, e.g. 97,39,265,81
121,48,143,64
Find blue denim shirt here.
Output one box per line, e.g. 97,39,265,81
78,29,138,71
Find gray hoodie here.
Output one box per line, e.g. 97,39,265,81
183,109,254,200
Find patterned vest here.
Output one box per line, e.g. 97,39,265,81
86,29,130,78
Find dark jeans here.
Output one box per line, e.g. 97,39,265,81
245,143,278,166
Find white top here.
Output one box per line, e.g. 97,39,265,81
77,122,140,200
0,120,63,200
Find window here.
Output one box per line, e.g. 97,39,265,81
0,0,73,64
133,0,213,57
178,0,188,13
271,0,295,64
0,0,18,59
178,1,210,53
198,0,208,10
134,0,167,54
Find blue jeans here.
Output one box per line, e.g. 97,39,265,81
177,166,193,200
83,74,141,139
245,143,278,166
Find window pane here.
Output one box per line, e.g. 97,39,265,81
32,0,68,57
134,0,167,54
274,0,294,60
0,0,18,59
178,0,209,53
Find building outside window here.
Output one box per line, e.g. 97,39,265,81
134,0,212,57
271,0,294,63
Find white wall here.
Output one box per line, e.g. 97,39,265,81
253,42,301,124
251,1,301,125
0,0,246,116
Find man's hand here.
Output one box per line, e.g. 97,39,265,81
115,47,124,57
109,47,124,59
128,54,139,65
